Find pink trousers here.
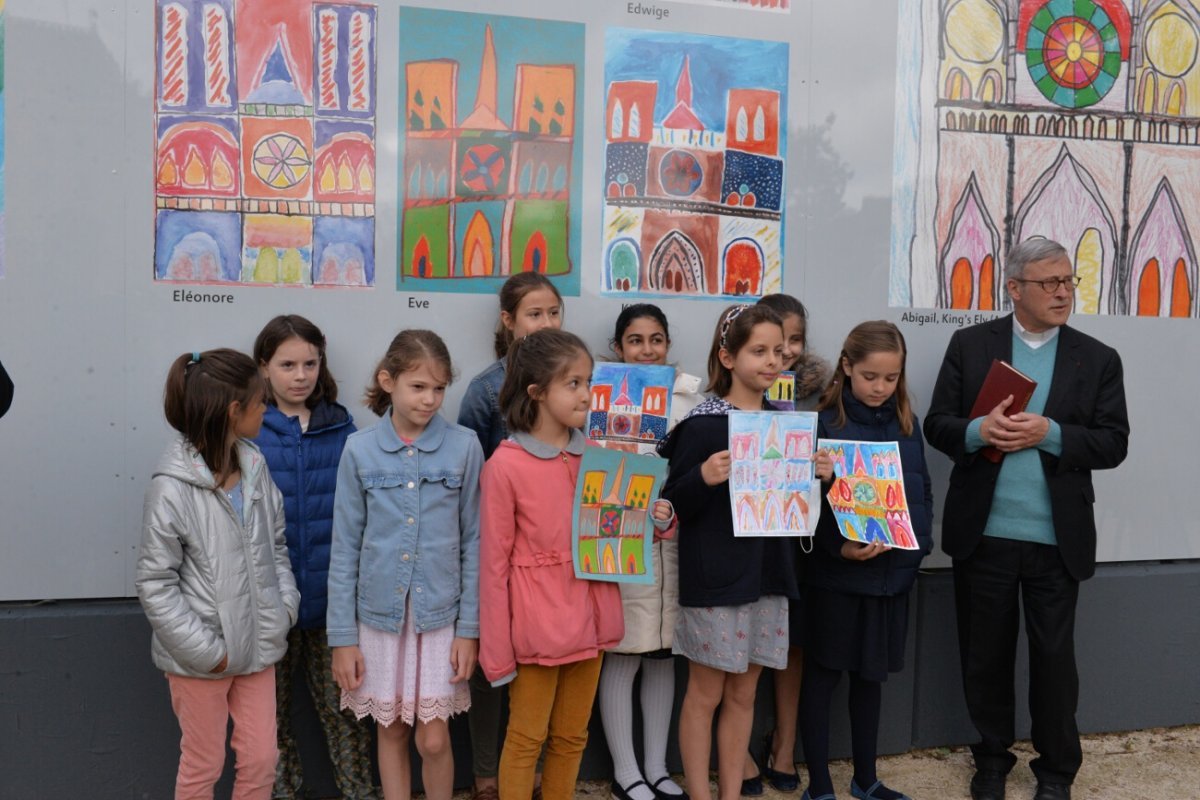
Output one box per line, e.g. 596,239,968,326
167,667,278,800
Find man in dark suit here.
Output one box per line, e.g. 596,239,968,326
924,238,1129,800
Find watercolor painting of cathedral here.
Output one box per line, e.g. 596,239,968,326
154,0,377,286
893,0,1200,317
821,439,918,550
397,8,583,295
587,363,674,454
573,449,667,585
728,411,818,537
601,28,789,300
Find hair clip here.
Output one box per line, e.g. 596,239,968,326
719,305,750,350
190,352,201,364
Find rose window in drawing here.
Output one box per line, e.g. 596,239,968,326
252,134,311,189
1025,0,1122,108
611,414,634,436
852,480,878,505
659,149,703,197
461,144,507,192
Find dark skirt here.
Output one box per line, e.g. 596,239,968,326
803,587,909,682
788,586,805,648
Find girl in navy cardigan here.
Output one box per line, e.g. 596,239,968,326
659,304,798,800
251,315,376,800
799,321,933,800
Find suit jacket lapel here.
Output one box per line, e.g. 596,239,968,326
1044,324,1080,419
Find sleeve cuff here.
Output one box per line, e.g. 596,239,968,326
326,628,359,648
455,621,479,639
965,417,986,452
1038,420,1064,456
652,500,675,531
490,670,517,687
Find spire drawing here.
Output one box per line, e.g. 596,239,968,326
662,55,704,130
603,457,627,505
461,25,506,130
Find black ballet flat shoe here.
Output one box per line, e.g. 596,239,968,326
741,774,765,797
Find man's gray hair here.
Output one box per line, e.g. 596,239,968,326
1005,238,1069,280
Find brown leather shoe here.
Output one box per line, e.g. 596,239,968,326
472,786,499,800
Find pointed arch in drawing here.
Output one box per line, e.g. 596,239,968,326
1012,145,1118,314
1127,177,1198,317
938,173,1001,311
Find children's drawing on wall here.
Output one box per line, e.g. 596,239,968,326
154,0,377,287
601,28,789,301
820,439,919,550
728,411,819,537
573,448,668,585
765,371,797,410
892,0,1200,318
396,8,584,296
587,363,675,454
0,0,6,279
669,0,790,12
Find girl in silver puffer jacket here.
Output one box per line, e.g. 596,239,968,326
137,349,299,800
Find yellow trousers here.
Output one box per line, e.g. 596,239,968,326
499,655,604,800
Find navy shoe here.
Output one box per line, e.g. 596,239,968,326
1033,782,1071,800
800,790,837,800
741,775,764,797
850,779,911,800
763,764,800,793
649,776,689,800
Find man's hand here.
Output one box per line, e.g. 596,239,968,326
982,394,1050,453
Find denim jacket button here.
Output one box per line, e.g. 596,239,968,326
407,481,415,489
407,449,414,456
402,553,410,561
414,586,422,593
407,517,415,525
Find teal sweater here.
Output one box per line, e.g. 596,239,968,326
965,334,1063,545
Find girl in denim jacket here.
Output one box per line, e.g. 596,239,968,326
327,330,484,800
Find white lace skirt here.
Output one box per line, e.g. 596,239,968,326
341,611,471,727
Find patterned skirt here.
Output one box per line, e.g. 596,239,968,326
341,610,471,727
672,595,789,673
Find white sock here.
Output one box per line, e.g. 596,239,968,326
640,656,683,795
600,654,655,800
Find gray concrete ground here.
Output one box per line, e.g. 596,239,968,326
518,725,1200,799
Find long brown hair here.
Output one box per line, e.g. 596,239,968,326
253,314,339,408
493,272,564,359
818,320,913,436
163,349,264,481
499,329,591,433
364,330,454,417
705,304,783,396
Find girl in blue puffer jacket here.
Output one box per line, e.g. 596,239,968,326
252,315,377,800
799,321,933,800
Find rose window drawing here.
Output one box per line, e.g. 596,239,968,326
252,134,312,189
461,144,507,192
659,149,704,197
1025,0,1122,108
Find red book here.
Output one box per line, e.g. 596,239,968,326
969,359,1037,463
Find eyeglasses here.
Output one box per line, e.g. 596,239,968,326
1011,275,1082,293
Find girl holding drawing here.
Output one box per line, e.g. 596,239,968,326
458,271,564,800
598,304,701,800
657,305,799,800
250,315,377,800
743,293,832,795
478,329,673,800
137,349,299,800
799,321,933,800
327,330,483,800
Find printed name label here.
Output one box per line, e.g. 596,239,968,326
407,297,430,309
899,311,997,328
173,289,235,304
627,2,669,20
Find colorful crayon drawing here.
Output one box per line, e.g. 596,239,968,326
765,371,797,410
819,439,919,550
0,0,6,279
670,0,790,11
154,0,377,287
397,8,583,296
601,28,789,300
892,0,1200,318
573,448,668,585
587,363,675,454
728,411,819,537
